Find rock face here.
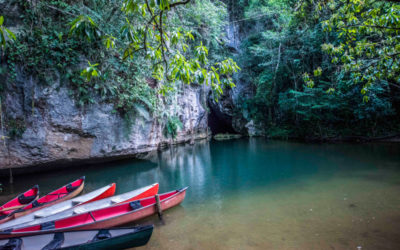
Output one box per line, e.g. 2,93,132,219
0,71,209,169
207,0,257,135
207,0,267,136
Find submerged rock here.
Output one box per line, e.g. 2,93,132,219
213,133,242,141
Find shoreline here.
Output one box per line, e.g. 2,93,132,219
1,133,399,177
0,133,211,176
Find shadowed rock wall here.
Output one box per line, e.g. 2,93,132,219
0,71,209,169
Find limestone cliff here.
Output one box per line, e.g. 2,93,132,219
209,0,264,136
0,71,209,169
0,1,213,170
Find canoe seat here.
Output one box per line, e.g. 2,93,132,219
66,184,79,193
32,200,42,208
41,221,55,231
129,201,142,210
34,213,45,218
92,229,111,242
42,232,64,250
71,200,83,206
73,207,87,214
18,194,36,205
110,197,123,204
1,238,22,249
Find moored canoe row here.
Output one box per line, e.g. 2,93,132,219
0,183,117,231
2,183,159,231
0,177,187,248
1,188,187,238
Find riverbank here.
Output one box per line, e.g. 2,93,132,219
3,131,400,175
2,133,400,177
0,131,211,176
214,132,400,143
290,134,400,143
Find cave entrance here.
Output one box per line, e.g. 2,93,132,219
207,98,236,135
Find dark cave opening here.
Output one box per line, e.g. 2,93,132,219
207,98,236,135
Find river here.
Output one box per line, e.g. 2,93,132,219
1,138,400,249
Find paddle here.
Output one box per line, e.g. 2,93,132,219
0,205,25,212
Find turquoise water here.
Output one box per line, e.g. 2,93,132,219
1,139,400,249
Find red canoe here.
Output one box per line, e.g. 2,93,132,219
0,185,39,218
0,187,188,238
0,177,85,224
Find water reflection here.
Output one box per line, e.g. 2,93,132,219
1,139,400,249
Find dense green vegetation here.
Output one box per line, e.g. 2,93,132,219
235,0,400,139
0,0,237,138
1,0,399,140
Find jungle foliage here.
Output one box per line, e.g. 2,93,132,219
0,0,237,138
235,0,400,138
1,0,399,140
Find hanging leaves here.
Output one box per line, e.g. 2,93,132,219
69,15,101,42
80,61,101,82
0,16,16,51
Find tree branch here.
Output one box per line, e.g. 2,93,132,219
345,24,400,30
169,0,191,9
45,4,77,17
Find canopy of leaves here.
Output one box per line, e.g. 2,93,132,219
67,0,240,98
233,0,400,138
305,0,400,97
2,0,239,116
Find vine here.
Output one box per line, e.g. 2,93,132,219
164,115,183,139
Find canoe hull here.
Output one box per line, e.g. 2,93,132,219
77,188,186,230
0,226,153,249
0,178,85,225
0,183,116,231
62,226,153,250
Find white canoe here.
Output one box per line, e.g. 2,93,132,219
0,183,116,231
4,183,159,231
